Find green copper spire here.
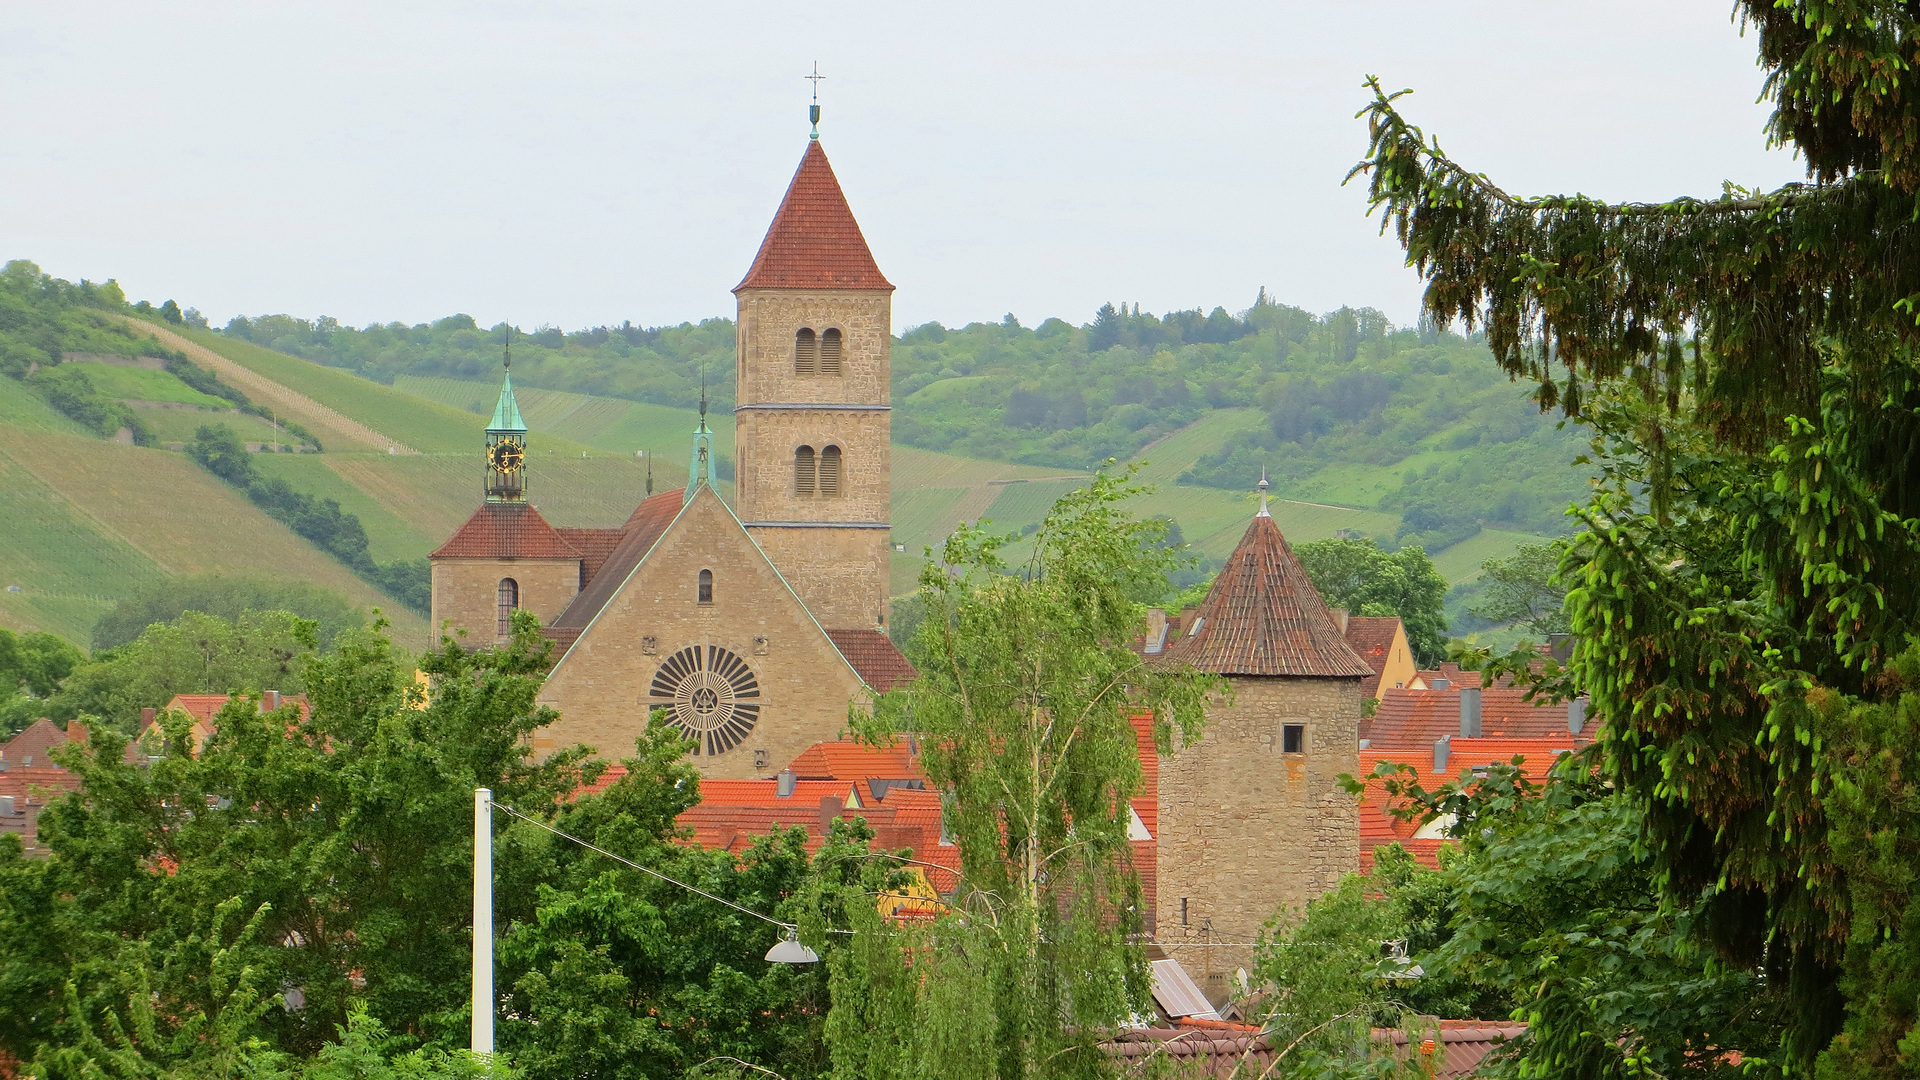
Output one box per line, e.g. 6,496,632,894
685,370,714,504
488,370,525,432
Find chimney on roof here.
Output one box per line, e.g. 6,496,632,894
1433,735,1451,775
263,690,282,712
1144,608,1169,654
777,768,797,798
140,707,157,729
1330,607,1350,634
1568,696,1588,736
1430,677,1450,691
819,795,844,830
1459,686,1482,738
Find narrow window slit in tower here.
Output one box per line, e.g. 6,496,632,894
820,328,842,375
794,328,817,374
794,445,816,496
698,568,713,605
818,445,842,496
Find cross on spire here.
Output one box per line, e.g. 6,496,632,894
806,62,825,140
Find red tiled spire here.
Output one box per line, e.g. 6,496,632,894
1158,514,1373,678
734,141,893,292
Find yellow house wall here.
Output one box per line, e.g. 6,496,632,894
1377,624,1416,694
534,486,871,778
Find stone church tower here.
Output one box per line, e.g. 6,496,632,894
1153,483,1372,1002
731,139,893,630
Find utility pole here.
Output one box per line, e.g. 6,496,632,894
473,788,493,1058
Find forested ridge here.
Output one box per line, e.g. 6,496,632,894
224,296,1588,538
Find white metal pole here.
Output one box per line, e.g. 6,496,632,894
472,787,493,1058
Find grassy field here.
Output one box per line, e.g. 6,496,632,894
393,375,732,468
1431,528,1557,585
322,453,670,542
170,328,508,455
252,454,440,563
0,383,91,434
65,362,230,407
0,436,165,642
130,406,285,446
0,428,425,643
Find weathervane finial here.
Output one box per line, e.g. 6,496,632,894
503,323,512,371
806,62,825,140
1256,467,1271,518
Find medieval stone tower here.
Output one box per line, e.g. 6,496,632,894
1153,485,1371,1003
731,139,893,630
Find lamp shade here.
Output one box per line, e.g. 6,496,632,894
765,928,820,964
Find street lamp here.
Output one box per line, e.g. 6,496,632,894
765,927,820,965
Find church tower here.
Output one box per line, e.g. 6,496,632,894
732,136,893,629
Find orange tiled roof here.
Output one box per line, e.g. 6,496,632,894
551,489,685,629
1366,685,1588,750
734,140,892,292
0,719,73,767
1158,514,1372,678
824,629,917,692
1344,615,1402,698
786,738,920,781
431,502,581,561
1357,734,1578,869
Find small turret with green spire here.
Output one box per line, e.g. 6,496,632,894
485,329,528,503
685,368,715,505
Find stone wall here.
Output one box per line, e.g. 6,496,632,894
431,557,580,645
1155,675,1363,1001
535,487,871,779
746,524,890,630
733,289,891,409
733,409,891,524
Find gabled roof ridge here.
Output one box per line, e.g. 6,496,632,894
734,140,892,292
430,502,580,561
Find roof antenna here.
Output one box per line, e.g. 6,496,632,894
1256,466,1271,518
806,62,825,140
699,364,708,421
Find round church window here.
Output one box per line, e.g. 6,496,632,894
647,645,762,756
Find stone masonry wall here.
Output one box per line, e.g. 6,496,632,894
746,524,889,630
431,557,580,646
1155,675,1363,1000
733,289,891,411
732,409,891,525
535,487,871,779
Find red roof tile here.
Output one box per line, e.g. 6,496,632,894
1366,686,1588,750
1158,514,1373,678
824,628,917,691
1344,615,1402,698
551,489,685,629
734,141,893,292
555,527,625,586
431,502,581,561
0,719,76,768
786,738,921,782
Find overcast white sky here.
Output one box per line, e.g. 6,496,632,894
4,2,1802,333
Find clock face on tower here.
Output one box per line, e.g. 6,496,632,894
648,645,762,756
489,441,524,471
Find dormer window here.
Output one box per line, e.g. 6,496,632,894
794,328,817,374
820,328,842,375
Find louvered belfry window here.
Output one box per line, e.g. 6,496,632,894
794,445,816,496
496,578,519,639
820,328,842,375
818,445,842,496
794,328,817,374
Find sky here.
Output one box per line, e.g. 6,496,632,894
3,2,1805,334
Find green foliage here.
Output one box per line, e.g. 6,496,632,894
32,609,313,732
93,574,365,653
1353,11,1920,1066
2,613,602,1072
1292,537,1448,666
836,468,1223,1080
0,628,85,735
225,312,734,412
1461,542,1570,638
188,424,429,614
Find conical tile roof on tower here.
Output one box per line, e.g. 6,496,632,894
734,141,893,292
1158,503,1372,678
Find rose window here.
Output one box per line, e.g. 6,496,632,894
647,645,762,756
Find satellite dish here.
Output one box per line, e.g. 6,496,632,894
765,927,819,965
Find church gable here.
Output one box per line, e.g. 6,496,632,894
535,485,872,778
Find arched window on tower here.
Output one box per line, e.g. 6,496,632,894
819,445,842,497
794,328,817,375
820,328,842,375
794,445,816,496
497,578,519,639
698,568,713,605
